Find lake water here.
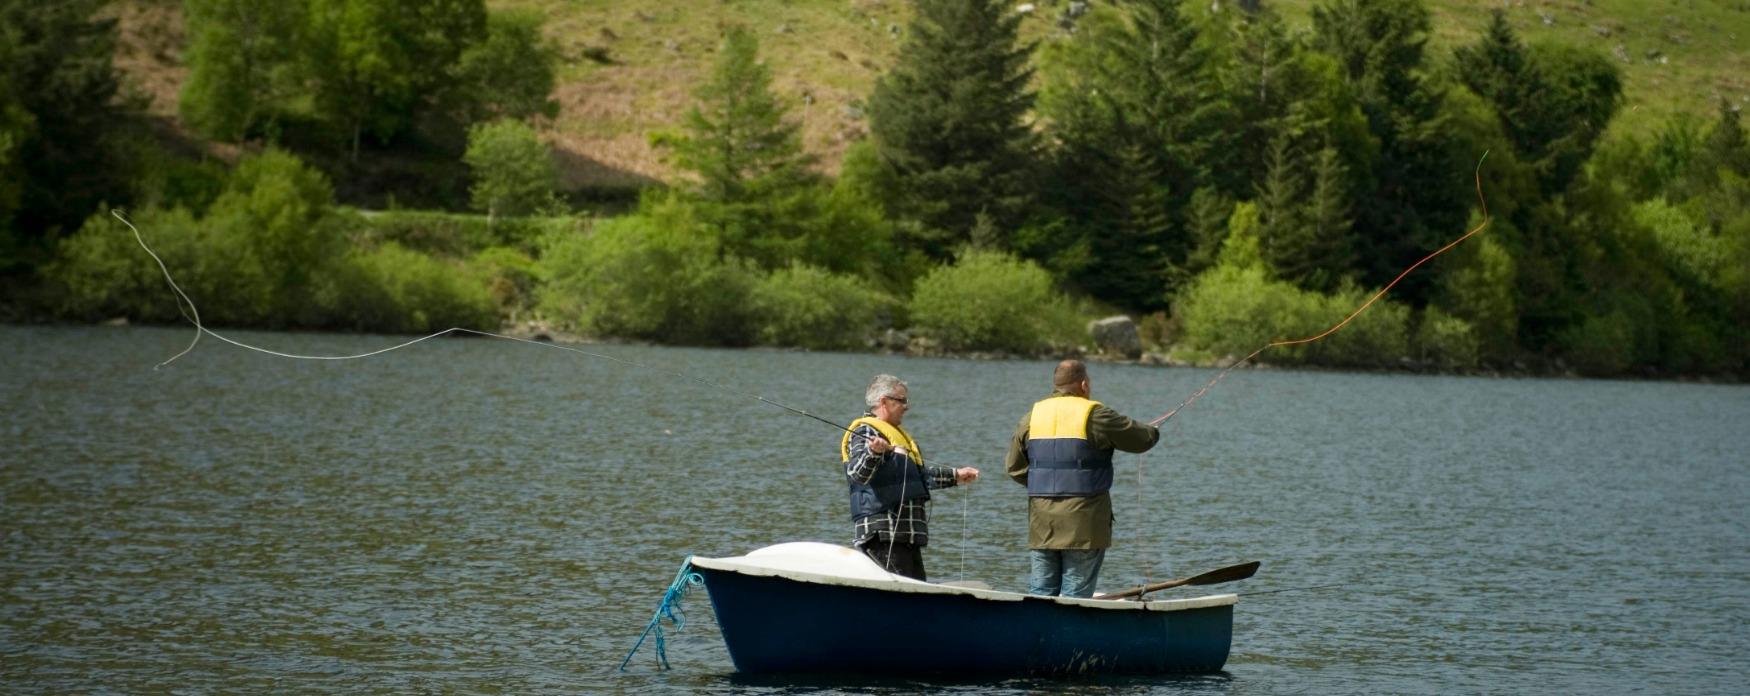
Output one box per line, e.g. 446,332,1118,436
3,325,1746,694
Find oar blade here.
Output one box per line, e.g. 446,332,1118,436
1183,560,1261,586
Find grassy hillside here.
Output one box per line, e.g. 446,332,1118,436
112,0,1750,191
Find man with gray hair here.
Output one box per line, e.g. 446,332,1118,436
1006,359,1159,597
839,374,979,581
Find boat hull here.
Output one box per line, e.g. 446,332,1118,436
695,564,1233,676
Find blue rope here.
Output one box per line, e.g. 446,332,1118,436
619,557,705,671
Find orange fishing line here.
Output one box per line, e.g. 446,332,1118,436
1148,153,1493,427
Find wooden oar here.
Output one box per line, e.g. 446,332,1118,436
1093,561,1261,601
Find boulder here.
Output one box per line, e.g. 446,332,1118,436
1087,315,1142,359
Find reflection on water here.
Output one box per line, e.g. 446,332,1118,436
3,325,1747,693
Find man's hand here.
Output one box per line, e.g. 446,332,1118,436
955,467,980,484
867,436,891,454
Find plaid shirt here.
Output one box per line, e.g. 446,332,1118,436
845,419,958,547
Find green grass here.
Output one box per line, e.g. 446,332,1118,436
1271,0,1750,136
504,0,1748,185
112,0,1750,189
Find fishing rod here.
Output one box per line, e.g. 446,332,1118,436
1148,152,1493,427
112,210,876,444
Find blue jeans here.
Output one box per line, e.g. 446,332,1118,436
1029,548,1106,598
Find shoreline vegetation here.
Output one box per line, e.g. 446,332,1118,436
26,317,1737,385
4,0,1746,382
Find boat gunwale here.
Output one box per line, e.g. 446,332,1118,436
690,554,1239,613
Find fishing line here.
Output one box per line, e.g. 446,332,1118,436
1147,152,1493,427
121,208,978,584
112,209,870,442
1238,582,1345,597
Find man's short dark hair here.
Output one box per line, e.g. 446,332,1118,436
1053,359,1087,389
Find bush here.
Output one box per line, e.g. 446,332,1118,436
356,209,574,256
202,148,341,325
46,207,201,322
1557,309,1636,376
323,243,498,333
749,265,894,350
1175,263,1412,368
465,119,560,220
1412,306,1480,370
537,202,755,345
1434,222,1518,362
471,245,539,321
908,249,1078,353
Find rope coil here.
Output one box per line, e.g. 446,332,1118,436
619,557,705,671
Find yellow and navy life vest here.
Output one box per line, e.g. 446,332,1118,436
1024,395,1114,497
840,416,930,521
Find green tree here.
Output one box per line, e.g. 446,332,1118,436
0,0,136,255
908,249,1079,353
180,0,307,142
464,119,559,221
203,148,341,324
1455,12,1622,197
304,0,487,159
867,0,1039,258
656,28,897,275
0,65,30,261
660,27,813,202
537,198,756,346
1036,0,1233,310
1311,0,1470,303
449,10,559,124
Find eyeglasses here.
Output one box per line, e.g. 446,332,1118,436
885,395,908,405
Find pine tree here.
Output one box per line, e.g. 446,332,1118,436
0,0,135,250
867,0,1038,259
1311,0,1467,303
1456,10,1622,196
1216,1,1304,190
1254,134,1305,280
665,27,813,203
1035,0,1232,310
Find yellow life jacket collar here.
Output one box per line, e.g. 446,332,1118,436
840,415,924,467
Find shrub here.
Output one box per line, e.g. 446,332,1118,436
471,245,538,321
537,204,755,345
202,148,341,325
1175,263,1411,368
465,119,560,220
908,249,1078,353
324,243,497,333
1434,221,1518,361
749,265,894,350
46,207,201,322
355,209,575,257
1412,306,1480,370
1557,308,1636,376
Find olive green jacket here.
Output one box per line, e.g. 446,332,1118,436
1005,390,1160,549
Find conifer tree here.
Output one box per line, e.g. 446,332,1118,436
0,0,134,251
1311,0,1468,303
1456,10,1622,196
664,27,813,203
867,0,1038,259
1036,0,1231,310
1215,2,1304,191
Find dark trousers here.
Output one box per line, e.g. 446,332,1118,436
859,539,926,581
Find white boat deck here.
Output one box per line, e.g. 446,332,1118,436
691,542,1237,612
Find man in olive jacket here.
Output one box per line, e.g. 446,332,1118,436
1005,359,1160,597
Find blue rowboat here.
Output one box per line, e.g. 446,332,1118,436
689,542,1236,676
